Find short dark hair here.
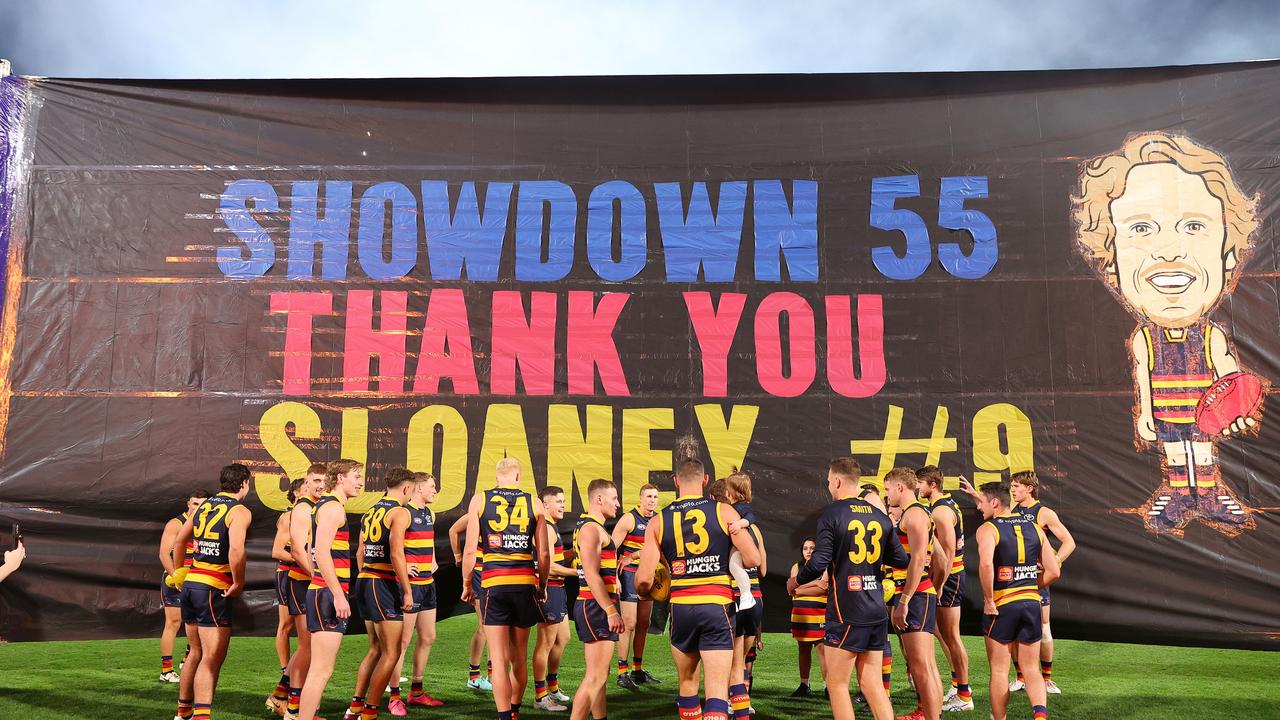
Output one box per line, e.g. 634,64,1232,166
385,467,415,489
306,462,329,477
189,488,211,501
979,482,1010,506
829,457,862,482
916,465,944,488
676,458,705,482
587,478,614,500
287,477,305,504
540,485,565,501
219,464,251,493
858,483,880,499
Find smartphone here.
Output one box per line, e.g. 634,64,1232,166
12,523,21,548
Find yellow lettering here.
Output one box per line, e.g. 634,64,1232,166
406,405,469,514
972,403,1035,485
477,404,536,490
694,404,759,477
341,408,382,514
547,404,613,512
622,407,674,507
256,401,322,511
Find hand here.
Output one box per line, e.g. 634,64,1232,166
408,566,421,578
957,476,975,495
755,635,764,651
402,591,415,611
785,577,799,597
1138,414,1157,443
607,609,625,633
891,600,908,630
223,581,243,598
460,584,474,604
334,593,352,620
816,578,829,592
534,583,547,603
1222,414,1258,437
984,599,998,616
4,542,25,569
728,518,750,535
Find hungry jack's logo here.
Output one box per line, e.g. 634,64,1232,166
1073,132,1269,538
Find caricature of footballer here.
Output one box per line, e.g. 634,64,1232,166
1073,132,1265,538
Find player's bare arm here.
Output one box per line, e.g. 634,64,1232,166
548,523,576,578
893,504,930,629
634,517,661,596
1040,507,1076,564
171,512,195,575
271,513,294,563
1131,330,1158,442
159,516,181,575
957,476,982,504
448,514,467,560
610,512,636,563
389,505,413,610
289,501,313,576
225,505,251,597
1036,525,1062,588
459,494,484,602
533,495,550,596
752,525,768,577
976,522,998,616
931,504,957,590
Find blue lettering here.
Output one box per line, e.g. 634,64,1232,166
422,181,513,282
357,182,419,281
515,180,576,282
655,181,746,282
753,179,818,282
287,181,353,280
216,179,277,278
586,180,646,282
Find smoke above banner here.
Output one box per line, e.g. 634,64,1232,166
0,67,1275,646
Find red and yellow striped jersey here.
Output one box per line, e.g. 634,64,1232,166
308,494,351,593
656,495,735,605
185,493,242,591
790,577,827,642
547,532,567,588
1143,323,1217,425
573,514,618,602
405,502,435,586
618,508,653,569
890,501,936,596
930,493,966,574
479,488,537,589
358,496,408,581
283,496,317,581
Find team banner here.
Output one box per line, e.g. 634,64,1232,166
0,66,1276,646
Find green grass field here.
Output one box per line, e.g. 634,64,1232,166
0,614,1274,719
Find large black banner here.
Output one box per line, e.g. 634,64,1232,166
0,65,1276,647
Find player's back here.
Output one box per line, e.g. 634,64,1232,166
821,498,904,626
358,496,404,581
479,487,537,590
986,514,1042,607
186,493,241,590
658,494,734,606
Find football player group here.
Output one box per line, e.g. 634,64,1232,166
156,454,1071,720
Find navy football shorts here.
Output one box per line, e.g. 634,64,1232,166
823,619,888,654
983,601,1043,645
409,583,437,613
734,602,763,638
618,567,641,603
1039,586,1051,607
306,586,349,634
357,577,404,622
470,569,487,604
180,583,232,628
574,598,619,643
892,592,937,635
669,603,735,653
481,587,541,629
938,571,965,609
538,585,568,623
161,580,182,609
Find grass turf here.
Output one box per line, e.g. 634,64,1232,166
0,614,1274,719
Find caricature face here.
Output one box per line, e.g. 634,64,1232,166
639,488,659,514
801,539,816,562
544,492,566,521
1108,163,1232,328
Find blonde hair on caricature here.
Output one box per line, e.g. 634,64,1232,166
1073,132,1258,282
